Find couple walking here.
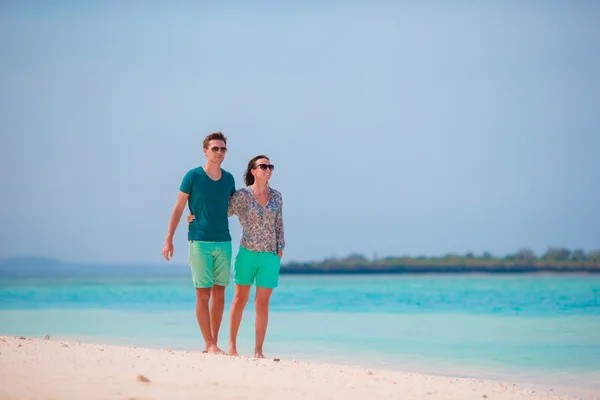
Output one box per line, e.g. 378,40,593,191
161,131,284,358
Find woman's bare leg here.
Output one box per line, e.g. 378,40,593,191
254,286,273,358
228,284,251,356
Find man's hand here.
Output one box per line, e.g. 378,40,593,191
162,239,174,261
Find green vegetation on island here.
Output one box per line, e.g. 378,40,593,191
1,247,599,278
280,247,600,274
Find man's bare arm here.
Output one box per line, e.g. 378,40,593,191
162,191,189,261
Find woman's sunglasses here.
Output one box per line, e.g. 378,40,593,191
255,163,275,171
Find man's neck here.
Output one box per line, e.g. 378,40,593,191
251,182,268,194
203,162,221,175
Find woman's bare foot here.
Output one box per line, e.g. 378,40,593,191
228,343,239,356
205,344,225,355
254,350,266,359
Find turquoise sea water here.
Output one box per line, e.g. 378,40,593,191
1,274,599,393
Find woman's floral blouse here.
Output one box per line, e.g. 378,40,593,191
228,186,285,254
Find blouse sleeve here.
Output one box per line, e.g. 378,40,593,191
275,192,285,251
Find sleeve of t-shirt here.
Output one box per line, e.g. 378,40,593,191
179,169,194,194
230,174,236,196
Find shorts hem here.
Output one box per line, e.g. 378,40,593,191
193,283,213,289
193,281,230,288
256,283,278,289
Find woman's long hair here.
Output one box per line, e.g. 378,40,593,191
244,155,269,186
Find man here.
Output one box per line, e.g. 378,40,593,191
162,131,236,354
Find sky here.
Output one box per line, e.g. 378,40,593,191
1,1,599,265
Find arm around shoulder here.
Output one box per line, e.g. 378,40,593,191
228,189,245,217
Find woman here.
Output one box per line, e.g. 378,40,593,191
187,154,285,358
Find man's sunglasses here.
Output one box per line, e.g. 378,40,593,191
255,163,275,171
209,146,227,153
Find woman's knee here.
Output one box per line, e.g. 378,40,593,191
232,292,249,308
254,292,271,310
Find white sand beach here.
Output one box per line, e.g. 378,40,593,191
0,335,593,400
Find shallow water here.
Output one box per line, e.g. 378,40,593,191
1,274,599,393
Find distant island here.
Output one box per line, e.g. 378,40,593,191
0,247,598,278
281,247,600,274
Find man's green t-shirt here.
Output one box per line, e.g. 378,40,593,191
179,167,236,242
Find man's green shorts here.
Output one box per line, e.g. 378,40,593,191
188,240,232,288
233,245,281,289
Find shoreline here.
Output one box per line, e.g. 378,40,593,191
0,335,595,400
2,270,600,280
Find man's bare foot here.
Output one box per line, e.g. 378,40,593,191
254,351,266,359
228,343,239,356
205,344,225,354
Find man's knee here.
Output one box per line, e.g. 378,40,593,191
211,285,225,300
195,288,211,302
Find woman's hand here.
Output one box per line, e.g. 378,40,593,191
277,250,283,260
186,214,195,224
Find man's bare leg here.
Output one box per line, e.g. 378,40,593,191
228,284,251,356
210,285,225,346
195,288,224,354
254,287,273,359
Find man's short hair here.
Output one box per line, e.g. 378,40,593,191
203,131,227,149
